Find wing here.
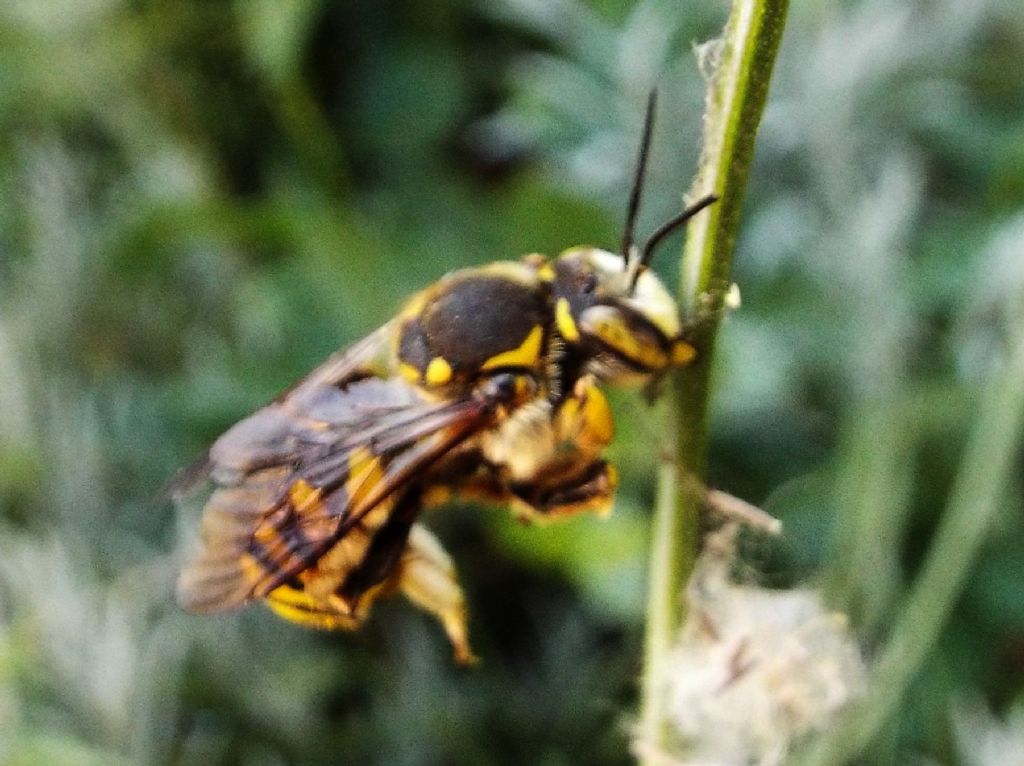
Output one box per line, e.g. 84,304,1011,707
164,324,396,501
176,332,519,615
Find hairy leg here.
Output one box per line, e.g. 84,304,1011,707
395,523,476,665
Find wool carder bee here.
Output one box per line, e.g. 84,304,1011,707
175,95,716,663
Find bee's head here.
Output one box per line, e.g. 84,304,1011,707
549,91,717,385
551,247,696,384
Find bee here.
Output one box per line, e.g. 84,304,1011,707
175,94,716,664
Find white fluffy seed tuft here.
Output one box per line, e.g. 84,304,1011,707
637,526,866,766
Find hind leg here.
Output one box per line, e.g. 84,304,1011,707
395,523,476,665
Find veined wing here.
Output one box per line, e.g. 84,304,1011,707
165,324,397,499
176,359,518,614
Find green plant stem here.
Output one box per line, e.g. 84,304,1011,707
825,393,914,638
798,306,1024,765
637,0,788,760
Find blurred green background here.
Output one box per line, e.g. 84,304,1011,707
1,1,1023,764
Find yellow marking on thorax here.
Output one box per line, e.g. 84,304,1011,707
537,263,556,282
425,356,453,385
481,324,544,371
398,290,430,321
399,362,422,384
555,298,580,342
474,260,542,286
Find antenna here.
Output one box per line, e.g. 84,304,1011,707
620,90,658,262
630,194,719,290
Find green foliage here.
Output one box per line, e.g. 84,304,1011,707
0,0,1022,764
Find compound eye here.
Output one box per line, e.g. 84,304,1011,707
581,273,598,295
